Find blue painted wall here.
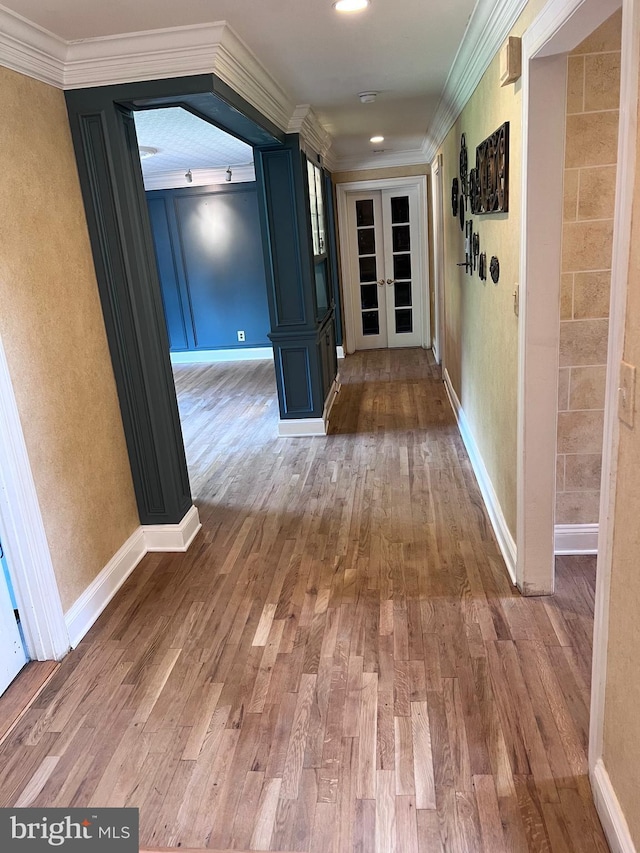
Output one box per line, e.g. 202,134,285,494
0,540,17,610
147,183,271,352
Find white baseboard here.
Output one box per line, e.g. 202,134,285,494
64,506,201,648
64,527,147,648
278,418,327,436
144,505,202,552
591,759,637,853
324,378,340,423
171,347,345,365
554,523,599,555
443,369,517,584
278,379,340,437
170,347,272,364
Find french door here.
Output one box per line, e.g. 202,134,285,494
347,186,423,350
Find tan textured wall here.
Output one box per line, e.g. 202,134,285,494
436,0,546,538
0,66,140,612
602,43,640,849
556,12,621,524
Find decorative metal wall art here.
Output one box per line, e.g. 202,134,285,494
451,178,459,217
459,134,468,194
476,122,510,214
472,232,480,272
464,221,473,274
457,220,473,274
490,256,500,284
479,252,487,281
469,167,480,215
459,192,466,231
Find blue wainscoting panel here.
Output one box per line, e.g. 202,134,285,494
148,184,271,353
147,196,190,351
256,147,309,327
278,347,314,415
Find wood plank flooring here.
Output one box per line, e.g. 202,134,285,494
0,661,58,746
0,350,608,852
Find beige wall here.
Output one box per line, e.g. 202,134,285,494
0,66,139,612
332,163,428,184
602,37,640,848
436,0,546,539
556,12,621,525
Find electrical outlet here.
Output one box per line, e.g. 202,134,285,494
618,360,636,428
237,330,245,342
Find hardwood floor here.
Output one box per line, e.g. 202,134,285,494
0,661,58,746
0,349,608,852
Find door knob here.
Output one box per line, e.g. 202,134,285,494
386,279,396,285
377,279,385,286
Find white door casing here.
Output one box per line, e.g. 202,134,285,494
521,0,632,847
337,176,430,355
518,0,622,596
0,332,70,663
431,155,445,366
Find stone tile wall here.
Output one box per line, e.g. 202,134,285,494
556,10,621,525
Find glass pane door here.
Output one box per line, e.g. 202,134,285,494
351,194,388,350
346,186,423,351
382,189,423,348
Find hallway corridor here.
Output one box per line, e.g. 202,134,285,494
0,350,607,851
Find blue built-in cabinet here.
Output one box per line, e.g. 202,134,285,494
254,135,338,421
146,183,271,352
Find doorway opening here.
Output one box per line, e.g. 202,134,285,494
520,0,632,839
518,0,622,596
132,105,279,500
336,176,430,355
554,11,622,560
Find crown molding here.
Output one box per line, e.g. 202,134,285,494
212,26,295,133
288,104,334,163
421,0,528,163
63,22,296,133
143,163,256,191
0,6,297,136
323,151,339,174
63,22,227,87
333,147,429,173
0,3,65,87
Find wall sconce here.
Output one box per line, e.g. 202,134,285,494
225,167,232,182
185,169,193,183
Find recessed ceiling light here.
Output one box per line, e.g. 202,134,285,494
370,135,384,143
333,0,370,12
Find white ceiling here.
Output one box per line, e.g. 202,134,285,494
134,108,254,184
1,0,478,165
